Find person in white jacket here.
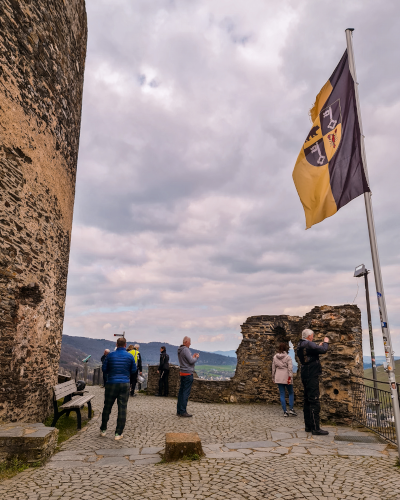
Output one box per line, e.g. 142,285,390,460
272,342,297,417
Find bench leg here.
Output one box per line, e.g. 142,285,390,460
51,399,60,427
76,408,82,430
52,408,69,427
87,401,92,419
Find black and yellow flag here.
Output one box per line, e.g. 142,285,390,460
293,50,370,229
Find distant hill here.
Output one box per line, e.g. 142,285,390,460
363,356,400,370
364,358,400,384
60,335,237,371
213,350,237,358
59,343,99,371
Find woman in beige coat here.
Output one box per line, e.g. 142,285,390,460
272,342,297,417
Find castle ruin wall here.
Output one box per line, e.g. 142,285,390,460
147,305,363,424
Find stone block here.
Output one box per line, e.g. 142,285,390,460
0,423,58,463
164,432,204,462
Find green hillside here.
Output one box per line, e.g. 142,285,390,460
363,358,400,387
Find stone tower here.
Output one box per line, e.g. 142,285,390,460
0,1,87,422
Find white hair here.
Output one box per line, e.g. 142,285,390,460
302,329,314,340
134,344,140,349
104,349,110,353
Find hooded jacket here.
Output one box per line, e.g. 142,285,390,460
102,347,136,384
177,345,198,374
272,352,293,385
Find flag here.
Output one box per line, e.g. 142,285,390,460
292,50,370,229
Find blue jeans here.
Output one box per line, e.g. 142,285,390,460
177,375,194,414
278,384,294,412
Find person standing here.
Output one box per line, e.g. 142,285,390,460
100,337,136,440
177,336,199,417
100,349,110,387
128,343,142,397
297,329,329,435
272,342,297,417
157,346,170,397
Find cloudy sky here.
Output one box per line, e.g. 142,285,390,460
63,0,400,357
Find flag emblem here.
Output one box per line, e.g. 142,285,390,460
292,51,369,229
303,99,342,167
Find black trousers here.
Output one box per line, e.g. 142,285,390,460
130,371,138,395
158,369,169,396
301,363,321,431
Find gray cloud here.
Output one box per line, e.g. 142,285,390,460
64,0,400,356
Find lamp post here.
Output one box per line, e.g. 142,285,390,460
354,264,380,425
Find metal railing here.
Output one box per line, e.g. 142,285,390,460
60,365,148,389
351,378,398,444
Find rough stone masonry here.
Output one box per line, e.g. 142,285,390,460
0,1,87,422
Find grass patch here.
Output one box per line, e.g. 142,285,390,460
44,401,93,448
0,458,41,482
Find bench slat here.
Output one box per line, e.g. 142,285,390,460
54,386,77,400
60,394,94,409
54,380,76,392
54,380,77,399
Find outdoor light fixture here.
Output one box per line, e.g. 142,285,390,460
354,263,366,277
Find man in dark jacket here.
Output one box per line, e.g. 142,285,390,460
100,338,136,440
297,329,329,435
157,346,169,397
177,336,199,417
100,349,110,387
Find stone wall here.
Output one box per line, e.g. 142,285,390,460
0,1,87,422
147,365,231,404
147,365,182,397
147,305,363,423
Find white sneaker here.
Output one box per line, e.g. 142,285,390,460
289,409,297,416
100,430,106,437
115,434,123,441
283,411,289,417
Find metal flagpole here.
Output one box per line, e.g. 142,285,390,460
345,28,400,458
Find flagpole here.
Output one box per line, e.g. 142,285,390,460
345,28,400,457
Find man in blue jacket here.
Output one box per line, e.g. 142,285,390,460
100,337,136,440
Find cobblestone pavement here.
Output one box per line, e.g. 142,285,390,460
1,387,399,499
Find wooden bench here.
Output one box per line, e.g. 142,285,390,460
52,380,95,430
